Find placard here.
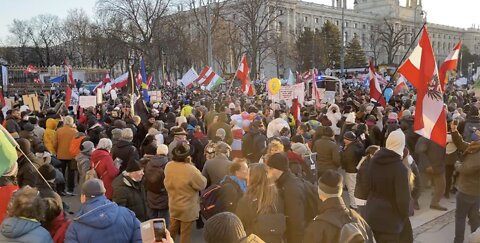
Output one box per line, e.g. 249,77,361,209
79,96,97,108
21,94,41,112
148,91,162,101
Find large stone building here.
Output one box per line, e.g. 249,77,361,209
266,0,480,77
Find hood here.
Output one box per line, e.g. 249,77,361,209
91,149,111,162
74,196,119,229
46,118,59,130
371,147,402,165
1,217,42,239
117,140,133,148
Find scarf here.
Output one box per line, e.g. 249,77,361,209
222,176,247,192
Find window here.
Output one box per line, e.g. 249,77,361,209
354,23,358,29
345,22,349,28
279,9,283,15
277,21,283,32
304,27,311,32
354,32,358,38
336,20,339,26
304,16,308,22
315,18,319,24
363,24,366,29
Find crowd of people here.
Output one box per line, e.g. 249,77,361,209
0,82,479,243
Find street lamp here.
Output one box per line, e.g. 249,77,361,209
340,0,346,78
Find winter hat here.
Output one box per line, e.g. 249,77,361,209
157,144,169,156
23,123,34,132
172,141,193,161
81,141,94,153
318,169,343,195
82,178,106,198
266,153,289,172
386,128,406,157
204,212,246,243
343,131,357,142
38,163,57,181
215,141,232,154
291,143,309,156
171,127,187,136
215,128,226,141
366,115,377,126
121,128,134,141
126,159,142,173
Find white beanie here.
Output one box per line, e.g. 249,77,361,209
157,144,169,155
386,128,405,157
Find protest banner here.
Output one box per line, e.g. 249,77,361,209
79,96,97,108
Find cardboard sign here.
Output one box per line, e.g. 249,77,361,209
21,94,41,112
269,83,305,107
148,91,162,101
79,96,97,108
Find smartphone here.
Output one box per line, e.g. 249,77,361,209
153,218,166,241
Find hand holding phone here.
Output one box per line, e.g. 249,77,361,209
153,219,167,241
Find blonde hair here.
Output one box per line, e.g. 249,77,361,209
246,163,279,214
267,140,284,155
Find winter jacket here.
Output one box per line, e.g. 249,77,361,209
0,178,18,224
144,155,169,210
415,137,446,174
341,140,365,173
87,124,104,146
19,130,43,154
202,154,232,186
164,161,207,222
44,119,59,155
111,140,139,172
219,176,245,213
0,217,53,243
69,134,86,159
208,118,233,145
365,148,411,234
17,155,38,188
75,150,91,188
354,156,372,200
112,172,147,222
65,195,142,243
326,105,342,135
44,212,70,243
56,126,78,160
452,131,480,197
266,117,290,138
90,149,119,199
303,197,374,243
367,124,383,146
312,136,341,175
462,116,480,142
275,171,307,243
242,127,267,163
236,194,285,243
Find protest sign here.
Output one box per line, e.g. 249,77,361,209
79,96,97,108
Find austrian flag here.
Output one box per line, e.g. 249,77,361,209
398,26,447,147
368,60,386,107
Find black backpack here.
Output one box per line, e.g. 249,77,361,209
300,178,320,222
200,183,227,220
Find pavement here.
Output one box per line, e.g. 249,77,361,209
62,186,470,242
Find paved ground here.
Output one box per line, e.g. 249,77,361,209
62,186,471,242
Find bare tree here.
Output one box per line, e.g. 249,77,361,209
8,19,30,64
24,14,62,66
369,24,382,66
379,19,407,65
63,9,91,66
231,0,283,79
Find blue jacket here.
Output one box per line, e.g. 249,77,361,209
0,217,53,243
65,195,142,243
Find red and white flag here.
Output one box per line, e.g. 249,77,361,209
65,86,72,107
291,98,301,126
195,66,214,86
236,54,255,96
311,76,321,108
136,71,143,86
109,72,129,91
33,77,42,84
94,73,111,92
439,40,462,91
368,60,386,107
393,75,409,95
64,59,75,87
398,26,446,147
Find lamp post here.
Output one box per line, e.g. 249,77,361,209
206,0,213,68
340,0,346,78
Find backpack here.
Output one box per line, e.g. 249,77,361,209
316,208,370,243
300,178,320,222
200,184,226,220
304,153,318,184
69,135,86,158
85,161,101,181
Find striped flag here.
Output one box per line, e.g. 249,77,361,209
393,74,409,95
369,60,386,107
206,74,224,91
398,26,446,147
0,125,18,175
180,68,199,87
195,66,215,86
439,41,462,91
94,73,111,92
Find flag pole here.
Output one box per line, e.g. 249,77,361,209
374,23,426,106
129,64,135,116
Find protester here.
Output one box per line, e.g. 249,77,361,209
90,138,119,200
111,128,139,172
144,144,170,224
312,126,341,178
44,118,59,156
0,164,19,224
204,212,264,243
236,163,285,243
42,198,70,243
242,120,267,163
0,186,53,242
303,169,374,242
164,142,207,243
112,160,147,222
340,131,365,210
16,138,38,187
75,141,94,188
202,141,233,186
56,116,78,195
65,179,142,243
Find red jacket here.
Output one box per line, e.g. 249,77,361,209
46,212,71,243
0,184,18,224
91,149,119,199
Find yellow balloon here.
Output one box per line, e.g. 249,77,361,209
268,78,281,95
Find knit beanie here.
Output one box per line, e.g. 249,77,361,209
266,153,289,172
126,160,142,173
343,131,357,142
204,212,246,243
318,169,343,194
386,128,406,157
157,144,169,156
82,179,106,198
38,163,57,181
81,141,94,153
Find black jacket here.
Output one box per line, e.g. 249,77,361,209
87,125,105,146
17,155,37,188
112,140,140,172
354,156,371,200
341,140,365,173
312,136,341,174
219,176,244,213
144,155,169,210
415,137,446,174
368,125,383,146
242,127,267,163
365,148,411,234
112,173,148,222
276,171,307,243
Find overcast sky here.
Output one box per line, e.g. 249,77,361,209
0,0,478,45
